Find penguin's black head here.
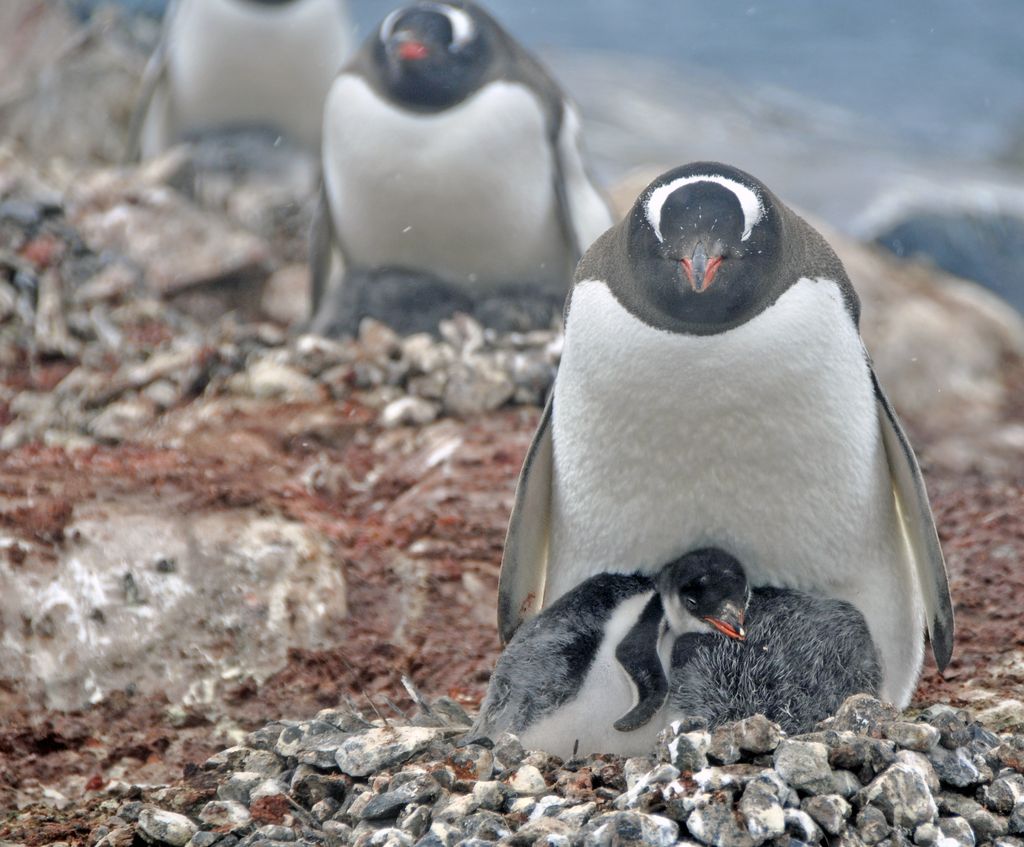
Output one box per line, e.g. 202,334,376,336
620,162,787,333
657,548,749,640
375,2,492,110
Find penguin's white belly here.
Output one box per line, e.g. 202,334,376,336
550,279,922,706
166,0,350,149
519,593,671,759
322,75,568,292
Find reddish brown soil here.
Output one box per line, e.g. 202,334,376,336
0,401,1022,842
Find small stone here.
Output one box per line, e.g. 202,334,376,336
89,397,155,443
137,808,198,847
735,715,783,755
927,746,982,788
433,793,479,824
921,706,971,750
471,781,510,812
492,733,526,770
557,802,598,828
231,357,321,401
290,764,350,807
447,745,494,782
1012,801,1024,834
312,798,340,823
937,816,975,847
250,779,289,802
198,800,251,829
685,793,757,847
985,774,1024,814
967,807,1009,842
581,811,678,847
826,732,897,780
506,816,574,846
802,795,851,835
217,771,263,805
785,809,824,843
204,746,285,776
276,720,350,768
441,359,514,417
857,806,891,845
915,822,942,846
510,765,547,796
381,396,439,428
658,728,710,773
858,763,938,829
831,770,864,799
895,751,940,793
416,821,460,847
623,758,658,791
976,700,1024,733
362,773,441,820
884,722,940,753
708,725,741,765
336,727,444,777
739,779,786,841
359,318,401,360
398,804,432,839
773,741,834,795
830,696,900,736
460,810,512,841
256,824,297,841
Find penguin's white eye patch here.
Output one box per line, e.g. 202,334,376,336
434,4,475,48
646,175,764,243
380,8,403,41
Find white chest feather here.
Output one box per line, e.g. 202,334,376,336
519,592,672,759
168,0,351,148
322,75,568,290
549,279,900,605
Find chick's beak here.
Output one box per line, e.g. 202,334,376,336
703,601,746,641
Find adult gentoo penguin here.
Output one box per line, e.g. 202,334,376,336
497,162,955,708
127,0,353,160
618,548,881,735
309,0,613,336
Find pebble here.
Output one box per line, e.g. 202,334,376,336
137,808,198,846
859,763,938,829
198,799,251,828
112,693,1024,847
510,765,547,796
772,740,834,795
336,727,445,777
802,794,852,835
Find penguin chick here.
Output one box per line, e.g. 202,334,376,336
467,572,669,760
614,548,882,735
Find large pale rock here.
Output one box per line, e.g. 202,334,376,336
0,506,344,709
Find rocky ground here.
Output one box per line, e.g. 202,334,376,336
1,2,1024,845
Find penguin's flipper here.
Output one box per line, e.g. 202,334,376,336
310,182,339,317
613,593,668,732
125,0,179,163
872,371,955,670
497,396,553,644
552,103,615,261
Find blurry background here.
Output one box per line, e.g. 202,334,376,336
2,0,1023,831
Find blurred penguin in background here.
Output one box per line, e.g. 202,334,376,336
127,0,353,160
310,0,614,336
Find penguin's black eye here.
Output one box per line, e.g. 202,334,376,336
683,595,697,609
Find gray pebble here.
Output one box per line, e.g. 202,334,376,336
773,741,834,795
137,808,198,847
801,795,851,835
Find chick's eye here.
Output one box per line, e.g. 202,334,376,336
683,595,697,608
